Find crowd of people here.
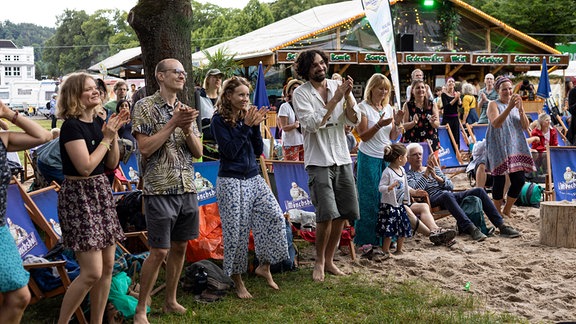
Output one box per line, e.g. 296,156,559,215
3,48,576,323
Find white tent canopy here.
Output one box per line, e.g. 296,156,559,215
191,1,364,65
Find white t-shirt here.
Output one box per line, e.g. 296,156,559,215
278,102,304,147
357,101,394,158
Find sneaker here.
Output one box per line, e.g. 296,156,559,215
499,225,520,238
429,228,457,245
469,226,487,241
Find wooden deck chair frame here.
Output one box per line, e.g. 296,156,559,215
7,177,87,323
554,114,568,135
411,192,451,220
465,123,489,144
437,125,468,176
21,180,163,296
259,156,357,261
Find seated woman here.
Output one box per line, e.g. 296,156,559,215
529,112,558,152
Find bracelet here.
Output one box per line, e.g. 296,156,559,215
375,122,382,129
11,111,19,123
99,141,111,151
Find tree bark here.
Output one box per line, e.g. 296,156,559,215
128,0,194,106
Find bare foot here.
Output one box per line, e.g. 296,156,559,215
393,250,403,255
133,313,150,324
162,302,187,315
255,265,279,290
325,262,346,276
312,262,325,282
235,285,253,299
232,274,253,299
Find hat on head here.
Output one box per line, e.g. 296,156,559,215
206,69,224,78
285,79,303,95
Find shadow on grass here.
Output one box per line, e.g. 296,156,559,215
23,266,525,323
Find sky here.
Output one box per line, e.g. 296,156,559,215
0,0,266,28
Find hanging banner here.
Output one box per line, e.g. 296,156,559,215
361,0,401,109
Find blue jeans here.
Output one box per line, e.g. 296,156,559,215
430,187,504,232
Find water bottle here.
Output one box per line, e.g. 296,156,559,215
193,266,208,295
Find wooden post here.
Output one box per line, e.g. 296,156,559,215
540,201,576,248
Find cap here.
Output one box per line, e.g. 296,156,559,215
206,69,224,78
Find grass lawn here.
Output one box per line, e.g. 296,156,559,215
22,260,525,323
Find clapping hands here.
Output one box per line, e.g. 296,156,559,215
244,106,269,127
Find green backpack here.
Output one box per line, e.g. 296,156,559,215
515,182,543,208
459,195,492,235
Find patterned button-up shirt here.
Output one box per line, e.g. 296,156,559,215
132,91,201,195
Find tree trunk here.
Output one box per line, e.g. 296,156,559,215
128,0,194,106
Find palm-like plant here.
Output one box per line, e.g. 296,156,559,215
193,47,241,85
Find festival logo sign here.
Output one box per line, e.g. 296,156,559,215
193,161,219,206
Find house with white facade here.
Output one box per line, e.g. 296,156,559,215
0,39,35,85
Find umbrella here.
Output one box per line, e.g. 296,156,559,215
536,58,553,114
253,61,270,109
536,57,551,100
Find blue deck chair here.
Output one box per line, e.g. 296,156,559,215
459,121,470,152
546,146,576,202
437,125,467,174
467,123,489,144
266,158,356,261
7,179,86,323
117,152,139,190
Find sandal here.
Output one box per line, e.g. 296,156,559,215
372,251,390,262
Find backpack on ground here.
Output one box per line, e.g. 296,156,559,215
459,195,492,235
181,259,234,302
515,182,543,208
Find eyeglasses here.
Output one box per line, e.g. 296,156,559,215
161,68,188,77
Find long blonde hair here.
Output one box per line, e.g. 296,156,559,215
363,73,391,107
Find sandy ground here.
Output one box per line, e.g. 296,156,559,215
299,173,576,323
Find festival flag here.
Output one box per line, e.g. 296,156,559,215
361,0,401,109
253,61,270,109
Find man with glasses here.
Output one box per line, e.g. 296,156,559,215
477,73,496,124
104,80,130,118
132,58,202,323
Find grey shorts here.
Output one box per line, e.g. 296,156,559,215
143,193,199,249
306,164,360,223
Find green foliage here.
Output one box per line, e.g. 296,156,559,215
437,1,461,43
461,0,576,46
41,8,138,77
193,48,241,86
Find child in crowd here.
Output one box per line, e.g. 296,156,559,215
377,143,412,258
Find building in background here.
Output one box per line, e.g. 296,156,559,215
0,40,35,85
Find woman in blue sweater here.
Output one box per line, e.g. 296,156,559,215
211,76,289,299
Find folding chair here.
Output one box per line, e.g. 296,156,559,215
545,146,576,202
6,178,86,323
118,152,139,191
437,125,468,175
466,123,489,144
263,157,356,261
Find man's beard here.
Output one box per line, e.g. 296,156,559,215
311,72,326,83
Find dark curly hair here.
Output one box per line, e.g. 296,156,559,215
295,49,329,81
383,143,407,163
214,76,251,127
